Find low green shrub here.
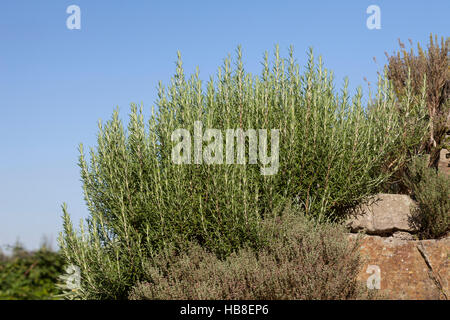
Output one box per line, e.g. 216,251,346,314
129,205,371,300
0,242,64,300
405,157,450,239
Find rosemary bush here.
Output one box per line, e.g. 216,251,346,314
59,46,427,299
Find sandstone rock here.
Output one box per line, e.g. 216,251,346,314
350,234,449,300
439,148,450,176
392,231,415,240
346,194,418,235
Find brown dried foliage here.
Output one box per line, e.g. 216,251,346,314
386,34,450,169
129,207,374,300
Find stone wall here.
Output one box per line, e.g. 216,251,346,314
351,234,449,299
346,193,449,300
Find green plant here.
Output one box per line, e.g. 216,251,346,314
59,46,426,299
0,242,64,300
404,156,450,239
377,67,430,194
129,205,372,300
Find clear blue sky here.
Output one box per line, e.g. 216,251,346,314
0,0,448,251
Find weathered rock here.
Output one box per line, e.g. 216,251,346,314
346,194,417,235
350,234,449,300
392,231,415,240
439,148,450,176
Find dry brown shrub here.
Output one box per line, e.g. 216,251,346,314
129,206,373,300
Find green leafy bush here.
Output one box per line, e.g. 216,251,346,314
129,205,371,300
405,157,450,239
0,242,64,300
59,46,426,299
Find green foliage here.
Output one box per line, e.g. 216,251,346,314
404,157,450,239
129,205,373,300
59,46,427,299
378,67,431,193
0,242,64,300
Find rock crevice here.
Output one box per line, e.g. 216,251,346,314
416,243,448,300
